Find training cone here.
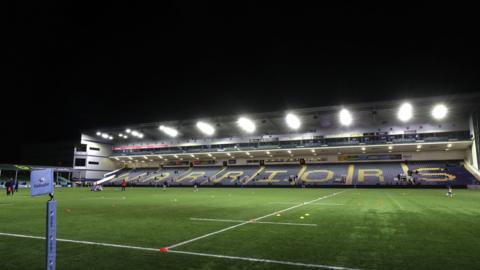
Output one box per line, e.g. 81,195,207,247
159,247,169,253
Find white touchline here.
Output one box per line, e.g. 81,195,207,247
169,250,362,270
190,217,317,227
168,190,348,249
268,202,345,206
0,232,158,252
0,231,362,270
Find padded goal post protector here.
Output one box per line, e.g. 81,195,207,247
31,168,54,197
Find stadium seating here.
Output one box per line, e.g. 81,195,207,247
102,160,478,187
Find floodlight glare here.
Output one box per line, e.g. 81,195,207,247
196,121,215,136
398,103,413,122
138,133,144,139
159,125,179,137
101,133,109,139
126,129,131,133
339,109,353,126
131,131,139,136
432,104,448,120
237,117,256,133
96,131,101,136
285,113,301,130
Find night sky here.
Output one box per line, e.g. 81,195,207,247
4,2,480,164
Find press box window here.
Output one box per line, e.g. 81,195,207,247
89,147,100,151
75,144,87,152
74,158,86,167
88,161,99,165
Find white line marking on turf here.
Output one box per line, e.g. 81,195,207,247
169,250,362,270
386,193,404,211
190,217,317,227
168,190,348,249
268,202,345,206
0,232,361,270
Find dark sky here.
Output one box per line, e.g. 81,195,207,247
3,2,480,164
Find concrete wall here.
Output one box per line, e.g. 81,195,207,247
72,134,118,180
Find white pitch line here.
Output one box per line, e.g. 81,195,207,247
268,202,345,206
0,231,361,270
168,190,348,249
169,250,362,270
0,232,158,252
190,217,317,227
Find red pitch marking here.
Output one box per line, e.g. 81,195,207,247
159,247,169,253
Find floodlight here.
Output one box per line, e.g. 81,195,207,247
101,133,109,139
108,136,113,140
126,129,131,133
237,117,256,133
131,131,139,136
159,125,179,137
196,121,215,136
398,103,413,122
339,109,353,126
138,133,144,139
285,113,301,130
432,104,448,120
96,132,101,136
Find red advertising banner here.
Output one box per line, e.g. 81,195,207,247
113,144,169,151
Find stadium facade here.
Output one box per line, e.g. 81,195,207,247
72,94,480,186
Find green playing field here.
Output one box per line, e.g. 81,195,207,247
1,187,479,270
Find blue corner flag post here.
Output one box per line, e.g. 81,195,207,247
31,169,56,270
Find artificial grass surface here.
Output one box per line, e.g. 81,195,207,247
1,187,479,270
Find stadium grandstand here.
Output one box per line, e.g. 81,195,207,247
73,94,480,187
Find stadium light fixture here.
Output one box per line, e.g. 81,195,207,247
237,117,256,133
131,131,139,136
196,121,215,136
101,133,108,139
138,133,144,139
398,103,413,122
432,104,448,120
123,135,128,139
339,109,353,126
126,129,131,133
96,131,101,136
285,113,301,130
109,136,113,140
159,125,179,137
